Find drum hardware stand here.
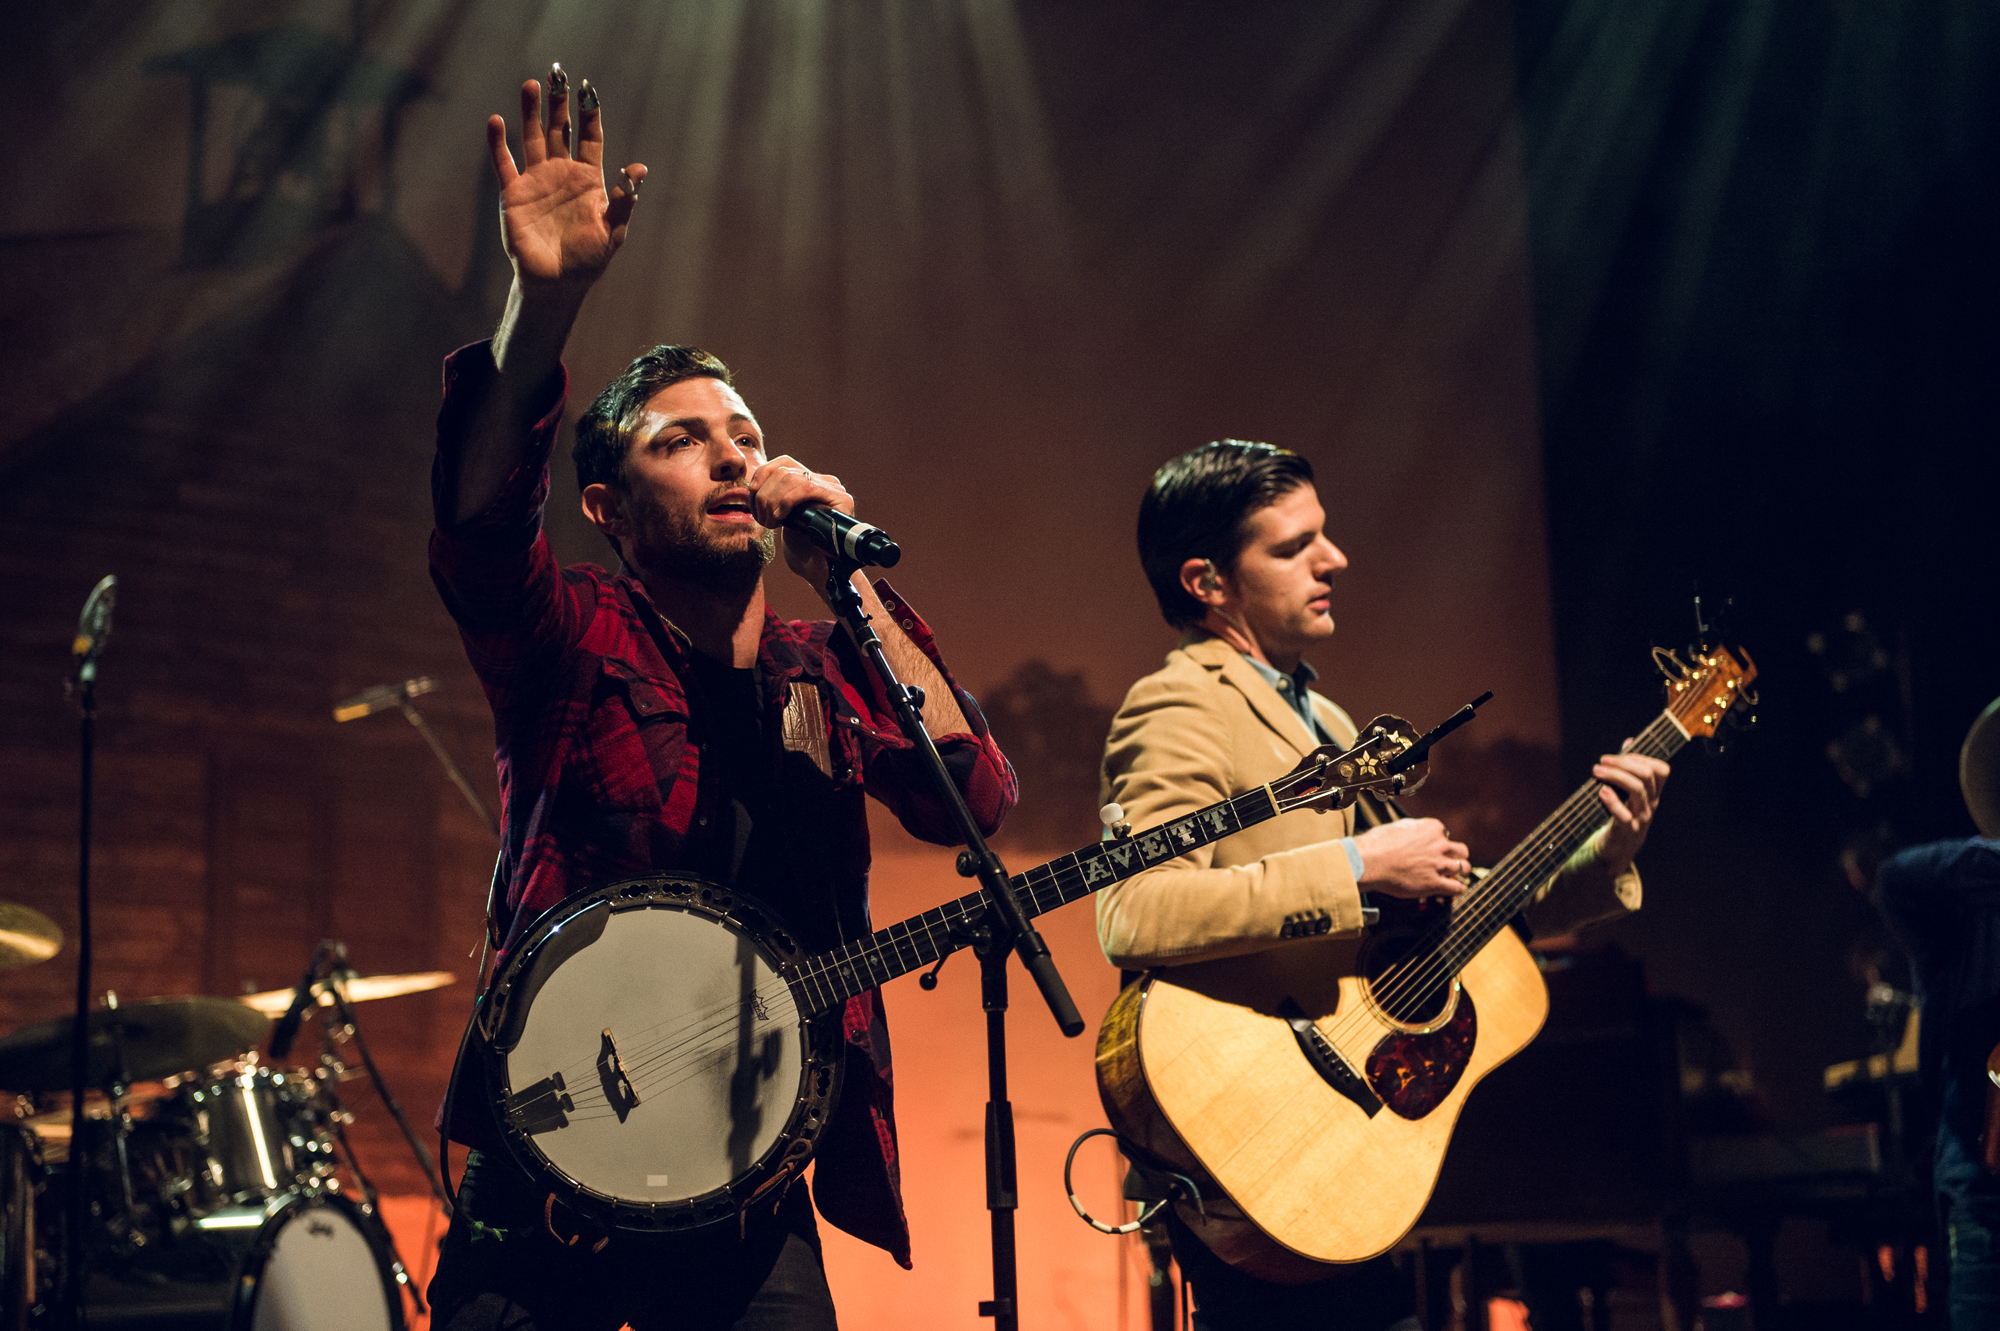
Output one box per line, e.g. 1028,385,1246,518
98,996,143,1253
306,965,441,1316
821,557,1083,1331
319,969,452,1210
61,575,115,1331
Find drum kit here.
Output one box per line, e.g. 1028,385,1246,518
0,902,454,1330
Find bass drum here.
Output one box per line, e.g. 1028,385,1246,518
77,1189,406,1330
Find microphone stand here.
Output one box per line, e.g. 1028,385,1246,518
820,559,1082,1331
63,592,111,1331
392,698,499,838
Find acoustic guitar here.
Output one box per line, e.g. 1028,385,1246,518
1094,644,1757,1281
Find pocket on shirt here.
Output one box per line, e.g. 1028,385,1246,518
586,660,689,812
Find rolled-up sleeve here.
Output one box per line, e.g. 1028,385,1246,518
427,342,587,707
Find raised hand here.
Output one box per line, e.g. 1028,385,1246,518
487,65,646,290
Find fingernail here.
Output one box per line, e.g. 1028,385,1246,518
550,62,567,95
579,80,599,113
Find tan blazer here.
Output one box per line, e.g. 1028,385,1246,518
1096,635,1638,970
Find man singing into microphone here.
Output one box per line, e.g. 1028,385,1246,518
425,68,1015,1330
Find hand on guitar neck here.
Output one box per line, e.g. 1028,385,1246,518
1591,745,1672,876
1350,748,1669,899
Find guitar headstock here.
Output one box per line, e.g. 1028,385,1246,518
1657,643,1759,740
1271,714,1430,815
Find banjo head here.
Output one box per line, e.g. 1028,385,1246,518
486,875,840,1233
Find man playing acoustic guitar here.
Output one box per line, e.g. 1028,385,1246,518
425,66,1015,1330
1097,440,1669,1330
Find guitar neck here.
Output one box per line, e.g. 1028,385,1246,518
1430,710,1689,972
789,782,1286,1018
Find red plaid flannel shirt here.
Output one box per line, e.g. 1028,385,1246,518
429,344,1016,1265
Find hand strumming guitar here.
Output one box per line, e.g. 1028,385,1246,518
1353,817,1470,900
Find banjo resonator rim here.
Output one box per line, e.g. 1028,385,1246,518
485,873,845,1235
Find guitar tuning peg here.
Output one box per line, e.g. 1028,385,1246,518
1100,802,1133,840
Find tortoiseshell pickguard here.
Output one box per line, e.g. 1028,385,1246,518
1363,989,1477,1120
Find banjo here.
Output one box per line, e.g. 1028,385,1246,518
482,716,1431,1234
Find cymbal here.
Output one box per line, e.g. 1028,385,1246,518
0,997,269,1092
0,902,62,972
236,969,456,1015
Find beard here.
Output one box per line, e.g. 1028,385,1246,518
627,487,776,599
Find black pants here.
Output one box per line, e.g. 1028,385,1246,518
1165,1210,1419,1331
428,1151,838,1331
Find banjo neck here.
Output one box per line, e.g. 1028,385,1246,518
786,715,1428,1017
788,788,1279,1017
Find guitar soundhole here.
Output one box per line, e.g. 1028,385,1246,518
1359,927,1455,1028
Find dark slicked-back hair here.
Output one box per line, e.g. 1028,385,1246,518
1138,440,1315,630
573,345,734,493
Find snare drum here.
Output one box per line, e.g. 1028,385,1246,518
179,1064,335,1205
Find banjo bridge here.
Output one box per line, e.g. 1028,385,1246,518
598,1028,642,1123
503,1071,574,1135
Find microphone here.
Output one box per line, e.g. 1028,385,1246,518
1382,691,1493,776
269,938,335,1061
785,505,900,569
72,575,117,665
333,676,439,723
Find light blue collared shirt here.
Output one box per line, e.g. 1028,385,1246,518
1240,653,1365,882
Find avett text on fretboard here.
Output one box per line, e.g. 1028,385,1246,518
785,784,1285,1017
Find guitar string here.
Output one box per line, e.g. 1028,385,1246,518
570,784,1350,1113
530,986,798,1101
550,986,807,1115
564,1026,797,1121
1322,713,1684,1054
1356,710,1682,1021
552,784,1297,1111
1333,712,1680,1040
792,778,1290,1006
536,713,1652,1105
611,988,803,1089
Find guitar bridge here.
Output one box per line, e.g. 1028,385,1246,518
1277,998,1382,1118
